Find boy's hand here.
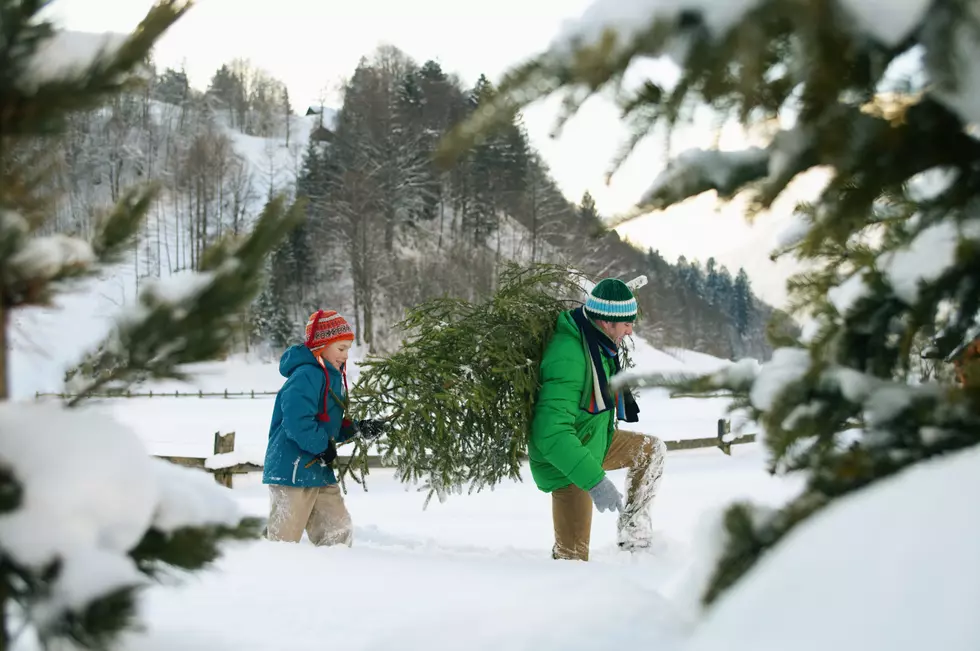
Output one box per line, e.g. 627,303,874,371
357,419,389,440
305,440,338,468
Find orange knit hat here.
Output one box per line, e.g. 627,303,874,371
305,309,355,352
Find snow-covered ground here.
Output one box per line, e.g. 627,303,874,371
115,439,980,651
121,442,803,651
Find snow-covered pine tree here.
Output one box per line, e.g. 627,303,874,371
1,1,300,647
436,0,980,606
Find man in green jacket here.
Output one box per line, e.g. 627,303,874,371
529,278,667,561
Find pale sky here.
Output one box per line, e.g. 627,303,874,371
48,0,815,308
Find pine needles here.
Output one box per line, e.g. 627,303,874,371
346,263,590,506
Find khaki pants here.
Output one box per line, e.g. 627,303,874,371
551,430,666,561
266,484,353,547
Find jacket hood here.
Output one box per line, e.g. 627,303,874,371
279,344,321,378
279,344,346,379
554,309,581,339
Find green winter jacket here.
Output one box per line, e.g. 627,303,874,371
528,309,617,493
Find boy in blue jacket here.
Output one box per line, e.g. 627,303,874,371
264,309,387,546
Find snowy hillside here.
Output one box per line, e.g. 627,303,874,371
8,105,325,399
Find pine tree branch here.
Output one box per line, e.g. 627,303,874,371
1,0,194,138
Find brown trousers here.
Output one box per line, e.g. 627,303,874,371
266,484,353,547
551,430,666,561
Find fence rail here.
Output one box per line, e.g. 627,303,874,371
35,389,279,400
158,420,757,487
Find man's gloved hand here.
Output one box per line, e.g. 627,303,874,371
588,476,624,513
357,419,389,440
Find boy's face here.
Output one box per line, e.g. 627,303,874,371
321,340,352,370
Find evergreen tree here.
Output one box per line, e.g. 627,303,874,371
703,257,720,305
206,63,245,128
437,0,980,607
732,268,754,337
466,75,503,246
252,270,294,351
0,2,298,646
579,190,599,223
152,66,190,105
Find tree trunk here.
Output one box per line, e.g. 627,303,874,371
0,299,8,400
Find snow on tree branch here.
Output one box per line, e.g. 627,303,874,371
878,219,980,306
2,185,156,309
550,0,762,57
8,234,95,284
22,31,130,88
639,147,769,211
0,403,244,639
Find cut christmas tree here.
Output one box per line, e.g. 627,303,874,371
436,0,980,607
344,263,642,506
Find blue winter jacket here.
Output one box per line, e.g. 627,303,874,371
262,344,356,487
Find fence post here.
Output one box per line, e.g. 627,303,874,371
717,418,732,456
212,431,236,488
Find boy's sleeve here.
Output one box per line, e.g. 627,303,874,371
280,369,332,454
530,340,606,491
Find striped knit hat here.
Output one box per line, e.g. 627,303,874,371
305,309,355,352
585,278,638,323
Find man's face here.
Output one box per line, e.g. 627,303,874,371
598,320,634,345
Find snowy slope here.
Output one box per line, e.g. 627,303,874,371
7,106,323,400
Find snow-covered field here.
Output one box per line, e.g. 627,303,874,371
116,439,980,651
122,443,803,651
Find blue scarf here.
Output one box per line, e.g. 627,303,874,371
570,307,639,422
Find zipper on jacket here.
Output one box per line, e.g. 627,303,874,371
292,456,300,483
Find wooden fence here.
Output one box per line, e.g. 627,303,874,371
157,419,757,486
36,390,279,400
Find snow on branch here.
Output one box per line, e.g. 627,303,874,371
550,0,762,57
0,403,243,632
878,218,980,306
9,234,95,284
1,180,156,310
22,31,131,89
639,147,770,210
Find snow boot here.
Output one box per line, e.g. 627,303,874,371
617,507,654,552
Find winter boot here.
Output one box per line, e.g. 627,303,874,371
617,507,654,552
